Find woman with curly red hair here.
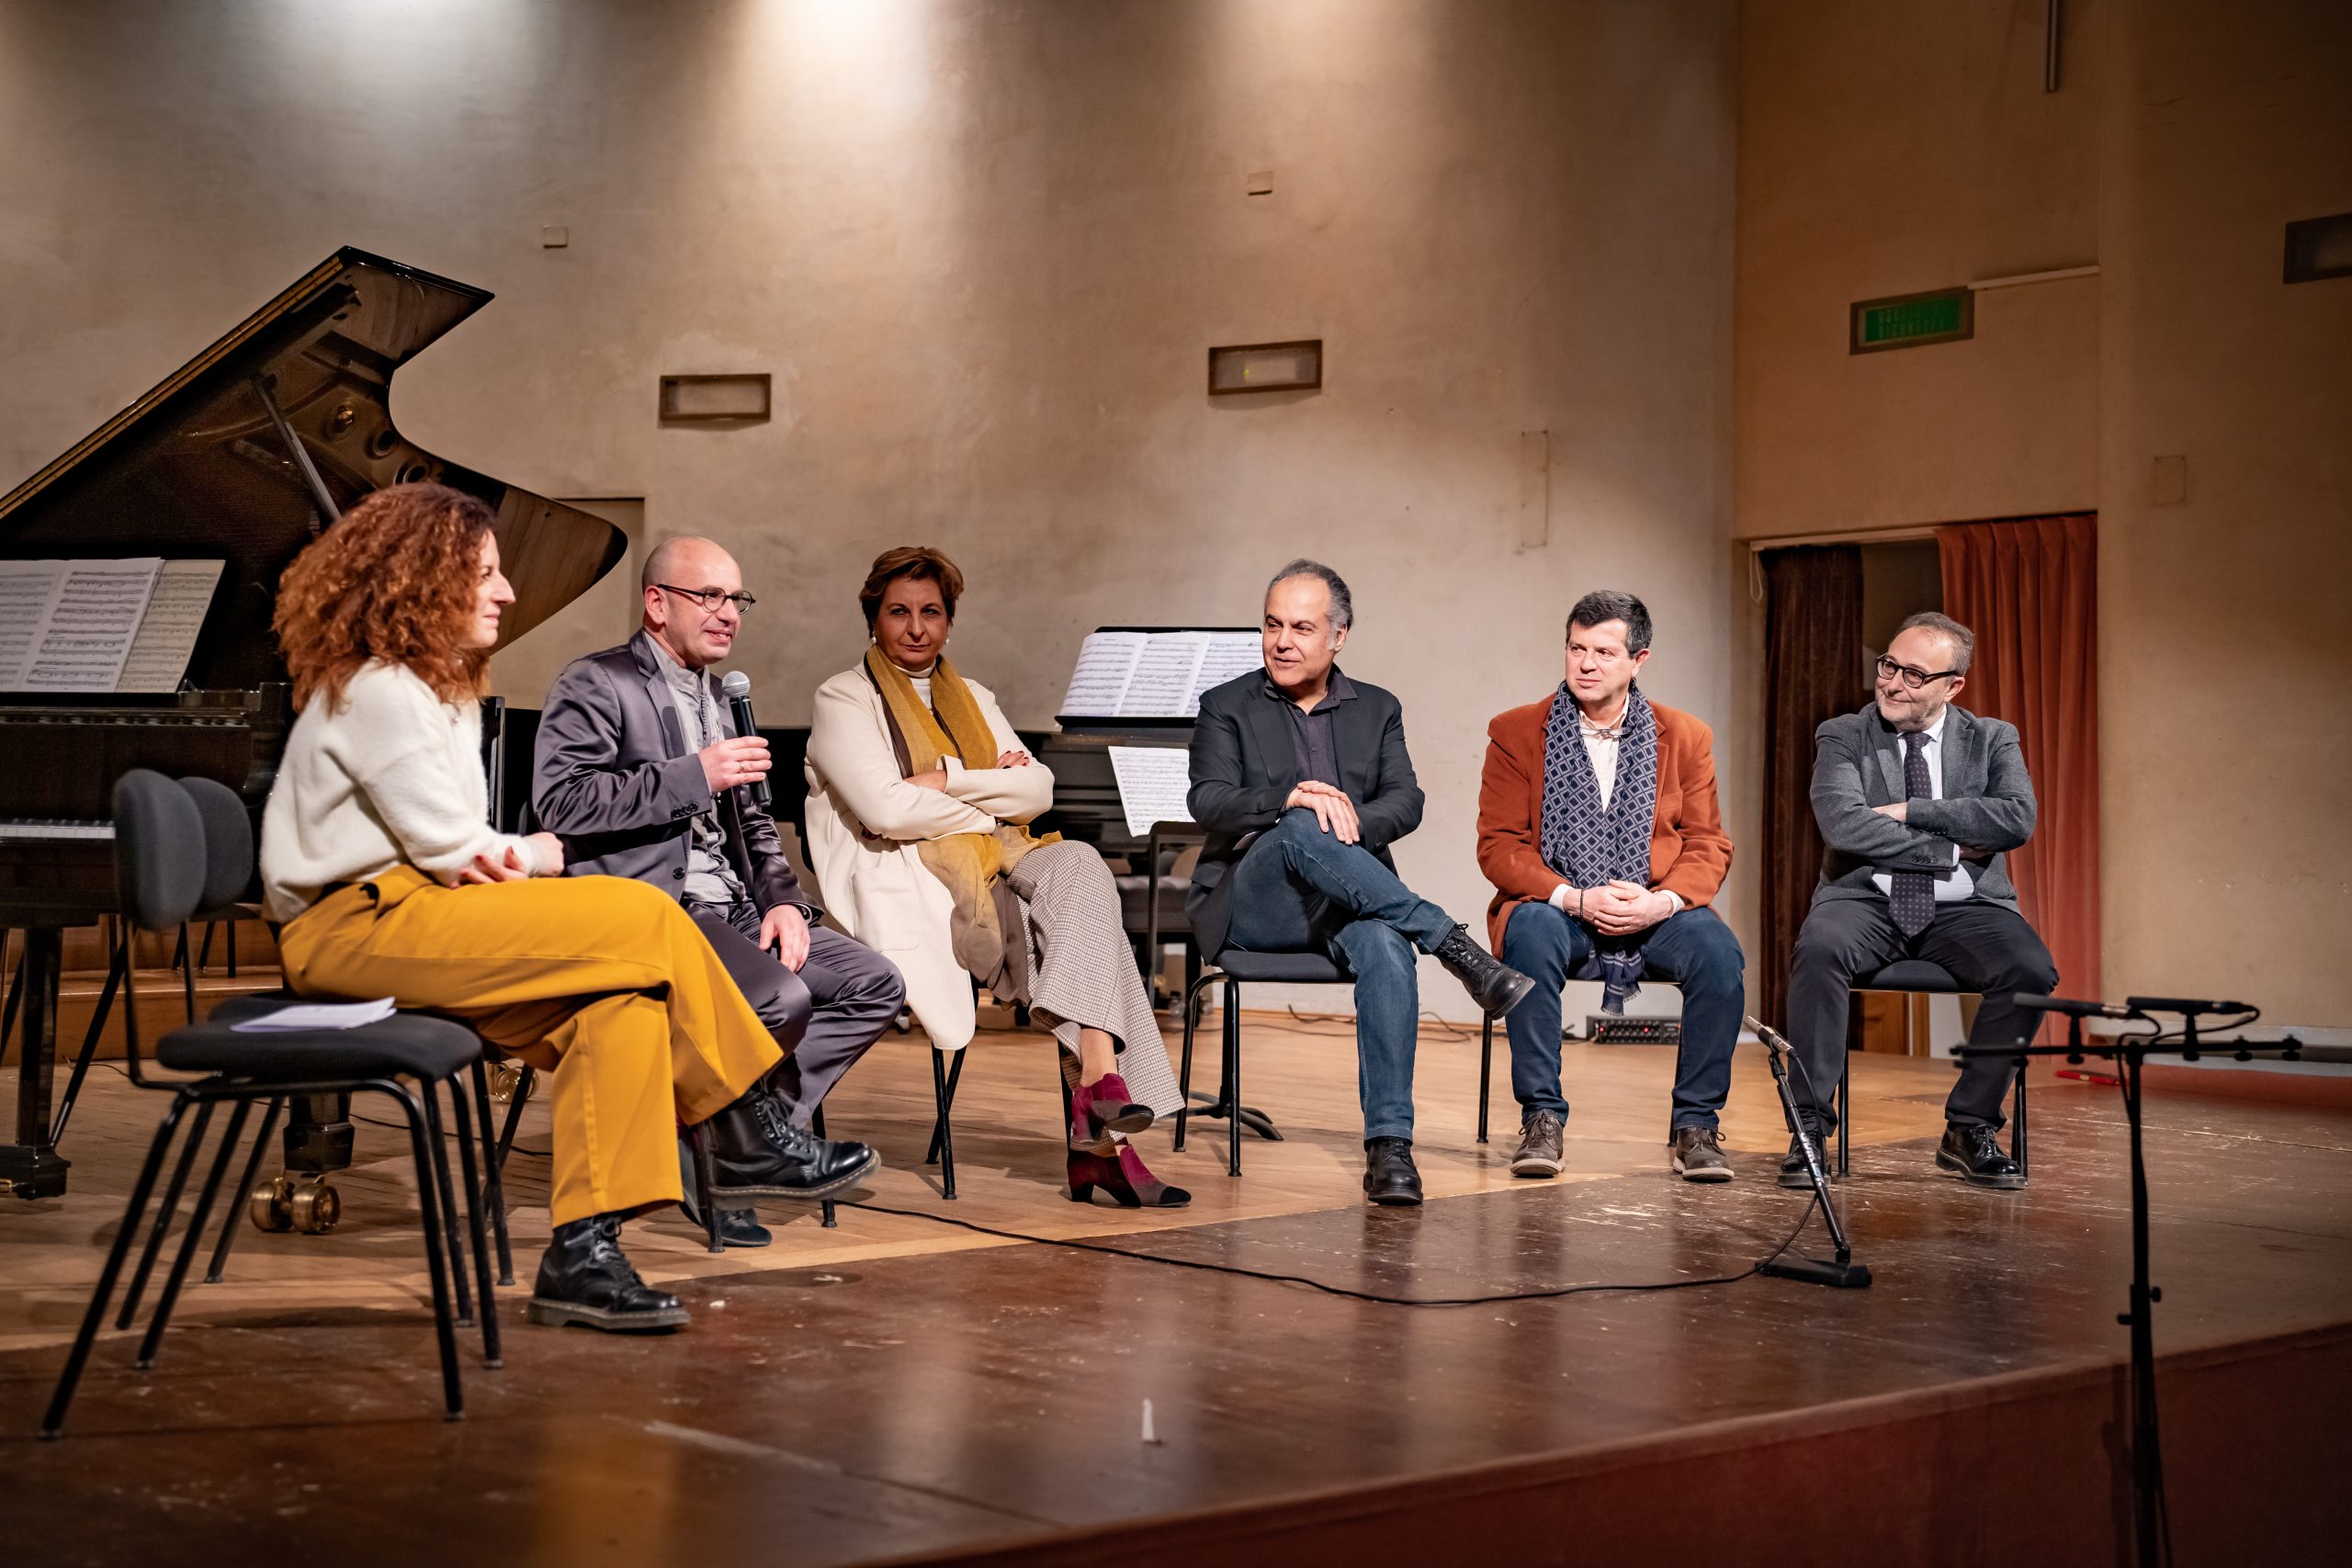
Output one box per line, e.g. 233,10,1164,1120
261,483,876,1334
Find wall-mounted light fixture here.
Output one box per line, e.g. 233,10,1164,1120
659,373,772,424
1208,340,1322,395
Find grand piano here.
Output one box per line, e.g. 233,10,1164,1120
0,247,625,1201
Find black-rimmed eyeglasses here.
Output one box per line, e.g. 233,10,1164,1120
656,583,757,615
1874,654,1960,690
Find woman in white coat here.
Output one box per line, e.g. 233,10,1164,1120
804,547,1187,1206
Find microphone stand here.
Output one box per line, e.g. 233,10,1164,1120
1958,995,2298,1568
1747,1017,1871,1289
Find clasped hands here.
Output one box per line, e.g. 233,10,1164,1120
452,830,565,886
907,750,1031,791
1871,801,1994,861
1571,880,1675,935
1284,779,1361,844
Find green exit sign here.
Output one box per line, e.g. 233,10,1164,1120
1850,287,1974,354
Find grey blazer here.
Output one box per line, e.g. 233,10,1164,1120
531,630,812,916
1808,702,2035,912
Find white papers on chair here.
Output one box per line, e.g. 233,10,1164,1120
1058,629,1261,717
0,558,223,693
1107,746,1194,837
231,997,399,1032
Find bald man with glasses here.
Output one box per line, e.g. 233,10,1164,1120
534,537,904,1245
1783,611,2056,1190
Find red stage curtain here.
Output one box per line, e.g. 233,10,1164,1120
1760,545,1865,1030
1938,515,2100,1025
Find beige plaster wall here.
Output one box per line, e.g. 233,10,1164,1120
2097,0,2352,1021
0,0,1739,1021
1736,0,2352,1027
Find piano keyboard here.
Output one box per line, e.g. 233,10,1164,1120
0,818,115,841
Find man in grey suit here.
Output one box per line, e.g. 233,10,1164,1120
1786,611,2056,1190
534,536,903,1243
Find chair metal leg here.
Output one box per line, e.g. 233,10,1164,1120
381,1083,464,1421
924,1050,966,1167
2,938,21,1051
1477,1015,1495,1145
494,1066,534,1175
137,1099,252,1370
1174,970,1216,1152
446,1077,503,1367
42,1095,190,1438
51,928,129,1147
689,1122,724,1254
2013,1060,2030,1177
206,1097,282,1283
931,1047,959,1201
118,1100,214,1330
197,920,217,975
1837,1055,1850,1178
810,1103,836,1228
1225,976,1242,1178
224,919,237,979
420,1089,473,1327
468,1062,514,1285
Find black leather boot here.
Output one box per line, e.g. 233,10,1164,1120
1363,1136,1424,1206
1779,1112,1833,1190
526,1213,690,1332
1936,1123,2027,1190
1431,924,1537,1018
705,1089,879,1201
676,1136,772,1247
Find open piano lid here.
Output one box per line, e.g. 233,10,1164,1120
0,246,625,694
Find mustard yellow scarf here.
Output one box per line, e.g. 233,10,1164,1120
863,645,1057,981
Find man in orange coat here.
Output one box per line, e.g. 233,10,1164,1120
1476,592,1744,1183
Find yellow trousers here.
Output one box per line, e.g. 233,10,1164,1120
277,866,783,1227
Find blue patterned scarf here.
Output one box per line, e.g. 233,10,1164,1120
1540,681,1660,1013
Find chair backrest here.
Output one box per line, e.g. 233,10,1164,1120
177,775,254,915
111,770,208,934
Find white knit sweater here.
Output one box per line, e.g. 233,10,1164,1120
259,660,547,920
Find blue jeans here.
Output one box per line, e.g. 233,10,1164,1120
1224,809,1459,1142
1499,899,1747,1132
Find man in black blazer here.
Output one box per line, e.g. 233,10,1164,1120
1786,612,2056,1190
1187,559,1534,1205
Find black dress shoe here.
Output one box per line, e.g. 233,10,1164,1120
1936,1122,2027,1190
1779,1115,1832,1190
1431,924,1538,1018
706,1090,879,1201
1363,1136,1424,1206
526,1214,690,1332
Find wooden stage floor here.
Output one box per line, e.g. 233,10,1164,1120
5,1011,2349,1563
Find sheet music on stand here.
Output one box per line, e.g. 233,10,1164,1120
0,558,224,693
1106,746,1194,837
1058,626,1261,721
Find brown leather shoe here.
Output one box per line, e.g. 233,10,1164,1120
1668,1123,1734,1182
1510,1110,1566,1179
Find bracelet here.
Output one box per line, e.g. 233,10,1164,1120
1577,887,1589,923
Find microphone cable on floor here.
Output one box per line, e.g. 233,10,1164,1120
837,1190,1822,1309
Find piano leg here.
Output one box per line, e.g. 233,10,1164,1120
1,925,71,1200
248,1092,353,1234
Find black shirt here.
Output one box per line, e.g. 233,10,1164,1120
1261,668,1359,789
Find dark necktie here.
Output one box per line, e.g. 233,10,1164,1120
1889,730,1935,937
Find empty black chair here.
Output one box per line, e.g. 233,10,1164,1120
40,772,500,1438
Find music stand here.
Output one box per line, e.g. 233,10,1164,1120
1957,993,2301,1568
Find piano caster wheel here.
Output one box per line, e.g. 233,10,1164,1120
487,1061,526,1104
288,1176,341,1235
249,1175,296,1233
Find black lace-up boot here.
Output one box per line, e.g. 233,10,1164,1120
527,1213,691,1332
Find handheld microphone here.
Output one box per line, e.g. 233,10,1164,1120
718,670,770,813
2010,993,2140,1020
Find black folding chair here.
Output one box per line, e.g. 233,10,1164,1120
1174,948,1340,1175
40,773,500,1438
